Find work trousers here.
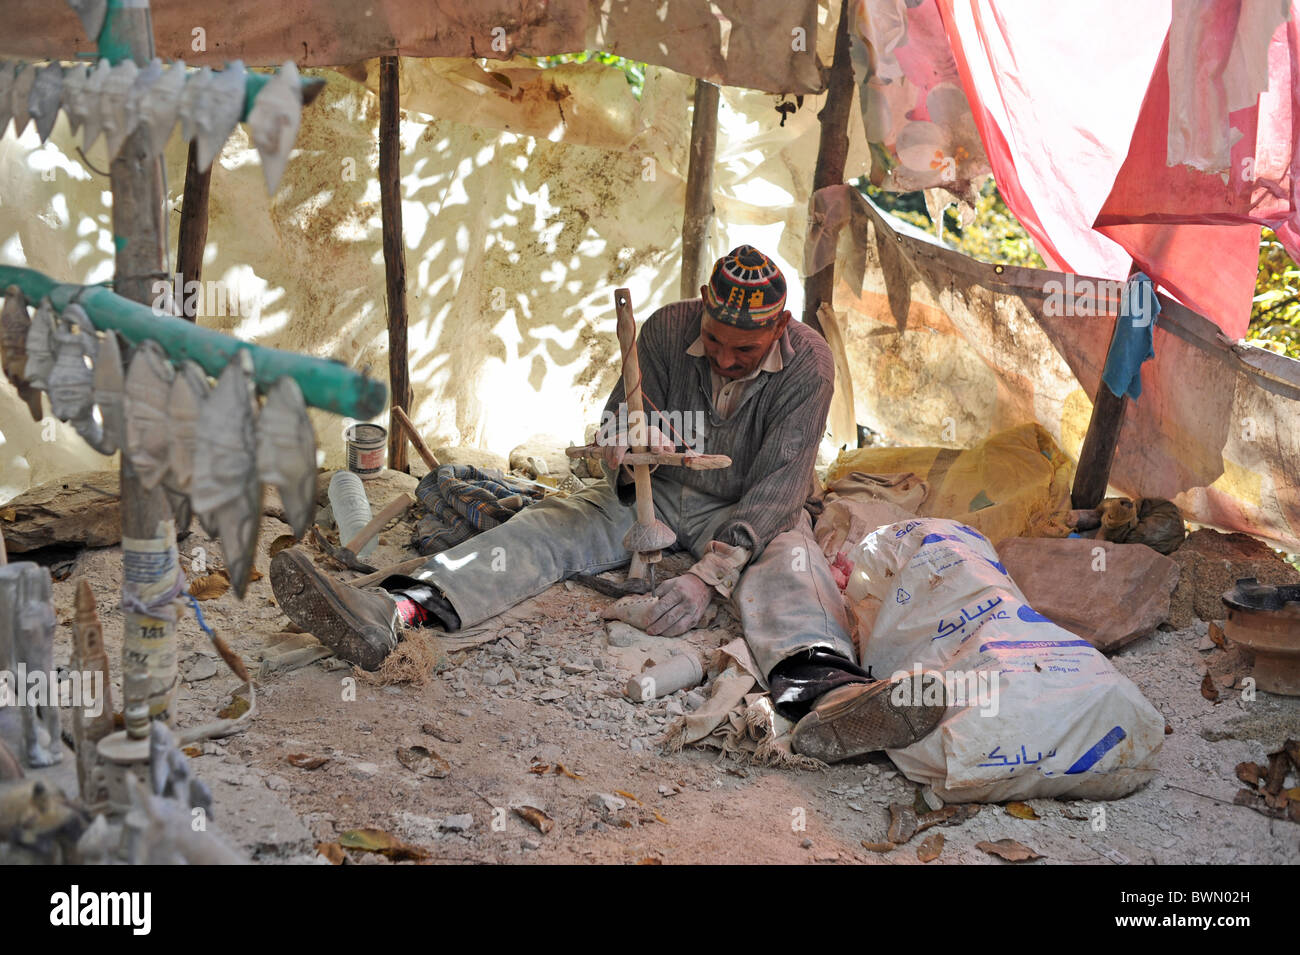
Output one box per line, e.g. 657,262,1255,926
408,478,855,684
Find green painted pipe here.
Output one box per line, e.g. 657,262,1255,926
0,266,387,419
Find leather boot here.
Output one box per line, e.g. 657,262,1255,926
790,673,947,764
270,548,399,670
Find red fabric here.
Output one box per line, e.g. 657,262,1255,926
933,0,1292,338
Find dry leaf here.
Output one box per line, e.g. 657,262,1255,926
181,744,202,758
1235,761,1263,787
1286,787,1300,801
287,753,330,770
0,508,15,521
338,828,429,861
861,841,895,854
247,567,264,582
652,810,669,825
555,763,582,779
1208,621,1226,648
614,789,642,805
976,839,1042,862
396,745,450,779
316,841,345,864
887,802,918,844
190,572,230,601
1265,751,1289,795
1005,801,1039,820
1200,672,1220,702
917,804,979,832
916,831,944,863
216,695,250,720
638,857,662,865
268,534,297,559
512,805,554,834
528,762,550,775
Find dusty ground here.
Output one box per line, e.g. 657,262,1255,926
24,488,1300,866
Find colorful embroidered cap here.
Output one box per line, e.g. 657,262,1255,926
703,245,787,329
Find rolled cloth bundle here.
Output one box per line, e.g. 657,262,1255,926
411,464,542,555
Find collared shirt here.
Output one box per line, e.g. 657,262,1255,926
685,334,786,419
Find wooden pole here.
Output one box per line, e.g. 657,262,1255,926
174,140,212,322
801,0,855,337
379,55,411,473
1071,315,1131,509
680,80,719,300
104,0,180,733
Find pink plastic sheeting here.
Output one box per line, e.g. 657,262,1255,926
933,0,1284,338
852,0,991,211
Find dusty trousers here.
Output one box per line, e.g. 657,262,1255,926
406,479,855,684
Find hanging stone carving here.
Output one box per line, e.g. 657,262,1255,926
163,360,209,535
28,61,63,143
47,303,101,447
124,339,175,490
194,60,245,172
138,58,185,158
177,65,212,144
0,287,42,421
9,62,36,138
79,58,113,152
66,0,108,41
90,328,126,455
59,61,89,135
192,351,262,597
247,61,302,193
99,58,139,159
23,296,56,391
256,376,318,539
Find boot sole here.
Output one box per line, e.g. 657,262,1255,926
791,675,947,764
270,548,395,671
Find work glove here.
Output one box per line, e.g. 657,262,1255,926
644,572,712,637
597,420,675,472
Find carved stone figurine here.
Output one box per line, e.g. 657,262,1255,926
77,59,113,151
98,58,139,159
247,61,302,192
28,61,63,143
22,296,55,391
177,65,213,144
256,376,317,539
9,62,36,138
47,302,101,447
0,562,61,768
163,360,210,534
138,58,186,158
71,581,114,809
192,351,262,597
193,60,245,172
124,339,174,490
58,61,89,136
90,327,126,455
0,61,16,134
0,286,42,420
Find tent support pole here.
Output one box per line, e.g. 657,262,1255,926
802,0,855,338
104,0,180,735
174,140,212,322
680,80,719,299
380,54,411,473
1072,377,1128,510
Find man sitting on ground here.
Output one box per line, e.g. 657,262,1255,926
270,246,945,762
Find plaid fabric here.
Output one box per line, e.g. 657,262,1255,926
411,464,541,556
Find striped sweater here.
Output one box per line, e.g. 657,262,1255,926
602,298,833,557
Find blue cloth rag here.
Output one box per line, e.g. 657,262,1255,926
1100,271,1161,401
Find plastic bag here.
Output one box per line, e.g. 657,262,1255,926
848,518,1165,802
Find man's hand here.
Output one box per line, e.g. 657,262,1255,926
644,573,712,637
597,422,675,471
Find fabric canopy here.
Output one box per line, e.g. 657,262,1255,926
0,0,834,94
